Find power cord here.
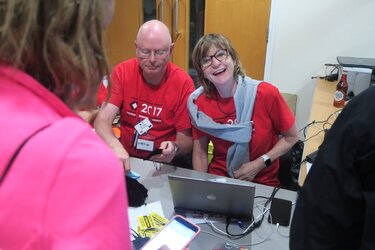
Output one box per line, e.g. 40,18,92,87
311,64,340,82
223,187,280,239
131,228,150,250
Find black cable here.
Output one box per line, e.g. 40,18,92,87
300,109,342,141
224,187,280,239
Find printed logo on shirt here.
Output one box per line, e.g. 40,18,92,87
214,117,238,125
140,103,162,117
130,101,138,110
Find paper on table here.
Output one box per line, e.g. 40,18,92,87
128,201,165,240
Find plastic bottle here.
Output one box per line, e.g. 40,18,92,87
333,70,348,108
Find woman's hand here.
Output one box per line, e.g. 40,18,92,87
233,157,265,181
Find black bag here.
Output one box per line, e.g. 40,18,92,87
279,140,304,191
125,176,148,207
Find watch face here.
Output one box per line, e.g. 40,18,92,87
261,154,271,167
173,142,179,153
265,159,272,167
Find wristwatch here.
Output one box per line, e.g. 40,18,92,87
172,142,179,155
261,154,272,168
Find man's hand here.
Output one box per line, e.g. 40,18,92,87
149,141,177,163
113,144,131,172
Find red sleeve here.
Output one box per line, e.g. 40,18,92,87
108,64,125,108
96,81,108,107
171,68,195,132
267,84,296,133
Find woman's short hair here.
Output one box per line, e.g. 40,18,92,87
192,33,245,97
0,0,110,109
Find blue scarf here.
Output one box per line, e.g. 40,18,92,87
187,76,260,177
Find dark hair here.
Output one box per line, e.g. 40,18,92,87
192,33,245,97
0,0,110,109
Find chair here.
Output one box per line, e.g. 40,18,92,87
279,93,302,191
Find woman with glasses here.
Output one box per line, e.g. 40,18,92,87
95,20,195,171
188,33,299,186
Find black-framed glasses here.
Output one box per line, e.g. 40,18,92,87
200,49,228,68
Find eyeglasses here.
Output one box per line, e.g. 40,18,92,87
137,48,169,58
200,49,228,68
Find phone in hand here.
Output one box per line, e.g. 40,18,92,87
146,148,163,160
141,215,200,250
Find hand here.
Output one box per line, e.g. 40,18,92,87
112,144,131,172
149,141,176,164
233,158,265,181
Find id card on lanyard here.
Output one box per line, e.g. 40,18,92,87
133,117,154,151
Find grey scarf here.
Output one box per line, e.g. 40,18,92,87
187,76,260,177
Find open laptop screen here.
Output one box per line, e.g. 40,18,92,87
168,174,255,220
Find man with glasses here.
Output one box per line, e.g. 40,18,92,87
95,20,195,172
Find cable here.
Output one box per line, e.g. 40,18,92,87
223,187,280,239
201,212,275,246
275,223,290,238
300,110,342,141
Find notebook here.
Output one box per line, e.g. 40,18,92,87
168,174,256,219
337,56,375,69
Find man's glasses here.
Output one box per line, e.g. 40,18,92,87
137,48,169,58
200,49,228,68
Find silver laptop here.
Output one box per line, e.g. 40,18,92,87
337,56,375,69
168,174,256,219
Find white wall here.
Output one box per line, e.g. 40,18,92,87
264,0,375,138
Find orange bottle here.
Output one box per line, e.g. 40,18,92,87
333,70,348,108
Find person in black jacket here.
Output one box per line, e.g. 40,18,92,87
290,86,375,249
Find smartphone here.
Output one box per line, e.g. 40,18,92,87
146,148,163,160
141,215,200,250
268,197,292,226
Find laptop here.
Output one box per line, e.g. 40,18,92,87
337,56,375,69
168,174,256,220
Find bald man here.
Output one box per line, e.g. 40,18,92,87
95,20,194,171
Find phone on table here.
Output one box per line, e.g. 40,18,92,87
268,197,292,226
141,215,201,250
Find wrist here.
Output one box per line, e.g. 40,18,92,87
260,154,272,168
172,142,179,157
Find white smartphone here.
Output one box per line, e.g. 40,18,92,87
141,215,201,250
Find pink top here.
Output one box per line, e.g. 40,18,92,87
0,65,131,249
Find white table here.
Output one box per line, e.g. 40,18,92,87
130,157,297,250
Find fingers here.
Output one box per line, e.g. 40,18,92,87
122,157,131,172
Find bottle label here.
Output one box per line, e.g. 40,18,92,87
334,90,344,102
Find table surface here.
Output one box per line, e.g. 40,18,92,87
130,157,297,250
298,79,342,186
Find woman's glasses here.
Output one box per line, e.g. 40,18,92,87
200,49,228,68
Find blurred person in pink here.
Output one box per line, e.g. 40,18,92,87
0,0,131,249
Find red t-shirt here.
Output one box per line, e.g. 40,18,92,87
108,58,195,159
192,82,295,186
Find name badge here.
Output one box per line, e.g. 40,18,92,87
136,139,154,151
134,117,153,135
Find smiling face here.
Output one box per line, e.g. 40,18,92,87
192,33,245,97
202,46,235,91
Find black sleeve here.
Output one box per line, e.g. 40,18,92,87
290,86,375,250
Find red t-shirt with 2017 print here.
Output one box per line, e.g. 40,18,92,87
192,82,295,186
108,58,195,159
